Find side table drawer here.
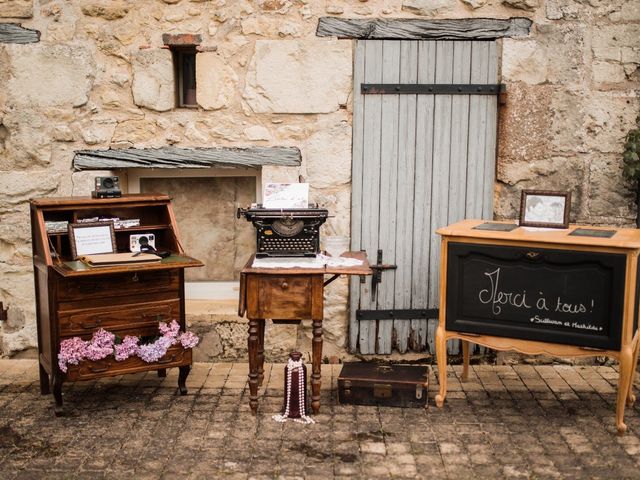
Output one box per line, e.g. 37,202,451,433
58,270,179,302
249,274,322,320
59,299,180,337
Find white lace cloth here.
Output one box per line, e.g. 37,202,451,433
252,254,363,269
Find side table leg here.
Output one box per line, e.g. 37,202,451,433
257,319,266,387
461,340,470,381
435,325,448,408
248,318,260,414
616,345,634,435
311,318,323,414
178,365,190,395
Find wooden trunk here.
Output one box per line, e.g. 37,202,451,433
337,362,429,408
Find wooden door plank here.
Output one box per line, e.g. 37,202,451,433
376,40,402,354
394,40,419,353
465,42,490,220
349,40,366,352
411,41,437,352
482,42,499,220
358,40,384,354
427,41,455,354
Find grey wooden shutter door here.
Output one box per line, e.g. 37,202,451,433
350,39,499,355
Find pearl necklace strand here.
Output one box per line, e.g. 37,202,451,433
273,357,315,424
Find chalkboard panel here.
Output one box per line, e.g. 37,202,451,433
446,243,626,350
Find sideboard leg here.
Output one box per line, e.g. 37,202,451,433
39,364,50,395
178,366,190,395
461,340,470,381
248,318,260,414
257,319,265,387
311,318,323,414
435,325,448,408
626,337,640,407
52,373,63,416
616,345,633,435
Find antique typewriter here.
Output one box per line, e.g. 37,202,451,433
237,204,328,258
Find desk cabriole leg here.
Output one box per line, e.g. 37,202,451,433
435,325,447,408
52,373,63,416
627,335,640,407
39,364,50,395
248,318,261,414
257,319,265,387
178,365,190,395
616,345,633,435
461,340,470,381
311,318,323,414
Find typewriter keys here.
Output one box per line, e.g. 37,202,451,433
272,218,304,237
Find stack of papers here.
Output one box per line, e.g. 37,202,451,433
80,253,161,267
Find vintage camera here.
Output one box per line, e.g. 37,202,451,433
91,176,122,199
129,233,155,253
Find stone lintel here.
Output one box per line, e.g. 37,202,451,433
162,33,202,47
0,23,40,44
73,146,302,171
316,17,532,40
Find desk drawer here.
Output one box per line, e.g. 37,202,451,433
58,299,180,337
65,346,191,382
58,270,179,302
250,275,321,320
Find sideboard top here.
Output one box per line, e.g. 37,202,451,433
437,219,640,250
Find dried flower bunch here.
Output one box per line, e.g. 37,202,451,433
622,116,640,180
58,320,199,373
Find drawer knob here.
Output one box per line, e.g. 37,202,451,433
281,281,289,290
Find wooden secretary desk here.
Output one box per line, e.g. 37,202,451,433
30,194,202,414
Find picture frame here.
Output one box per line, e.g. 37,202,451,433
68,222,117,259
519,190,571,229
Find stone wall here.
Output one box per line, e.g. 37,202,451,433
0,0,638,359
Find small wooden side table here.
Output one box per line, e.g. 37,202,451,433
238,252,371,414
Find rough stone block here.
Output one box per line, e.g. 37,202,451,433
5,44,94,108
592,62,626,84
588,154,635,221
244,39,352,114
502,39,547,85
0,0,33,18
0,111,51,169
401,0,456,15
592,25,640,63
550,90,586,153
81,1,129,20
131,49,174,112
584,92,639,154
195,51,237,111
0,171,60,211
501,0,539,11
537,24,586,85
305,114,351,189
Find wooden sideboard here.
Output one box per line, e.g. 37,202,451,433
435,219,640,434
30,194,202,414
238,252,371,414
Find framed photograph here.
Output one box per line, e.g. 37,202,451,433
68,222,117,259
519,190,571,229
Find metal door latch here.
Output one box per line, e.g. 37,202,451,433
370,249,397,301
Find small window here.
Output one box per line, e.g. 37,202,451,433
172,46,197,108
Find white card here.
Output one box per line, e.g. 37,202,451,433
263,183,309,209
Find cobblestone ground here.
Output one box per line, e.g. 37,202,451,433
1,360,640,479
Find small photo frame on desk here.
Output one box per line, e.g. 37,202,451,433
68,222,116,259
519,190,571,229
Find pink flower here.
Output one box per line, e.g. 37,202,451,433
84,328,115,361
178,331,199,349
114,335,139,361
58,337,89,373
159,320,180,339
